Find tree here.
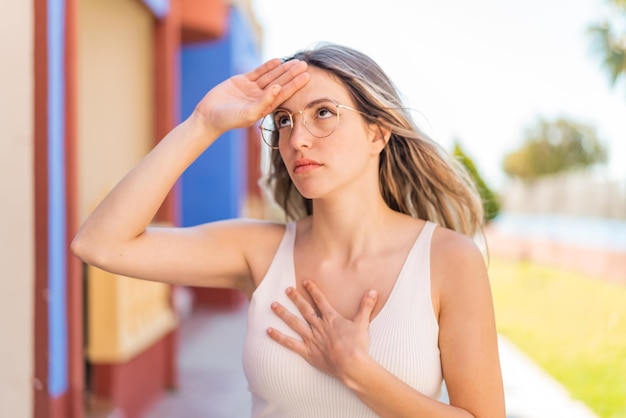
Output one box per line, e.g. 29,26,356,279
502,117,607,181
588,0,626,88
453,142,501,222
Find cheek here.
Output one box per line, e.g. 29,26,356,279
333,132,372,159
326,142,372,179
277,149,292,173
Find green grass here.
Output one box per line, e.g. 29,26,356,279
488,258,626,418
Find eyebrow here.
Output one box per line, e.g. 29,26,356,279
276,97,339,112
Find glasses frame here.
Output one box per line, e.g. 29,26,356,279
259,98,366,150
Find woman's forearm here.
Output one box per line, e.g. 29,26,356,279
71,58,310,272
71,111,218,264
341,354,474,418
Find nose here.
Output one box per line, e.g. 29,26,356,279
286,113,313,149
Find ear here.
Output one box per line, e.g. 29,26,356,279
368,123,391,155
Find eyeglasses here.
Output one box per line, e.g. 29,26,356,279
259,99,365,149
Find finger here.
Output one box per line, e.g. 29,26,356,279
266,327,307,357
255,65,310,118
256,59,308,90
272,71,310,106
302,280,336,319
258,72,310,119
253,59,304,88
285,287,321,323
246,58,282,82
264,60,308,91
256,84,283,119
239,83,282,124
354,290,378,326
271,301,312,335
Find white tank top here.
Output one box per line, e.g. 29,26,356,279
242,221,442,417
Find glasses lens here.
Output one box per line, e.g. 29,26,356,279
260,115,278,148
259,101,341,148
303,100,339,138
260,110,293,148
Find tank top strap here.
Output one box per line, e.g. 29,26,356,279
400,220,437,291
251,222,296,301
420,220,437,243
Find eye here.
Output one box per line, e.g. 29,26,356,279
273,111,292,129
314,104,337,120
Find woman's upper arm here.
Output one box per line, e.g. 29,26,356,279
72,219,283,293
431,228,505,418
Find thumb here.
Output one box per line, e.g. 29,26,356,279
355,290,378,326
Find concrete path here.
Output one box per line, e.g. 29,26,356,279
497,336,597,418
142,304,598,418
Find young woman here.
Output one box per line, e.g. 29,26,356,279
72,43,505,417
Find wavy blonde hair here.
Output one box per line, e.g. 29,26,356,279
265,43,484,237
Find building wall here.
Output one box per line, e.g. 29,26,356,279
502,171,626,220
493,170,626,285
180,7,260,228
179,7,260,308
0,0,250,415
77,0,154,222
0,1,35,417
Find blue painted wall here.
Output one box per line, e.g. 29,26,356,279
180,8,260,226
47,0,68,398
40,0,260,402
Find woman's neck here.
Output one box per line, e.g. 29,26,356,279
302,192,403,264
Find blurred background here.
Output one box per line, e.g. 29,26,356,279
1,0,624,417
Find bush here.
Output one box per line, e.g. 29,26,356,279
453,142,501,222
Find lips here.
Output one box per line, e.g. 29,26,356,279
293,158,322,174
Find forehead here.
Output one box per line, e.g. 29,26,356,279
279,66,352,110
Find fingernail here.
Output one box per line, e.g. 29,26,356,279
271,302,278,309
368,290,378,298
285,287,293,295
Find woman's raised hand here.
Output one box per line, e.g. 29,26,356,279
194,58,310,136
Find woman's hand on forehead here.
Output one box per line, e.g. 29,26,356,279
192,58,310,135
249,58,311,118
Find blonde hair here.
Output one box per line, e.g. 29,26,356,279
265,43,484,237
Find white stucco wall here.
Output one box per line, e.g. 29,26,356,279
502,171,626,219
0,2,35,417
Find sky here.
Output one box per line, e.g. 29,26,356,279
250,0,625,190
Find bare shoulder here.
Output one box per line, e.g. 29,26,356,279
429,226,489,314
430,226,486,274
430,226,505,416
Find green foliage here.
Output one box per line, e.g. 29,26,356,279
502,117,607,180
588,0,626,88
452,142,501,222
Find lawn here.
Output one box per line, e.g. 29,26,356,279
488,257,626,418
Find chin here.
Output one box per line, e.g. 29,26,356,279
291,182,324,201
